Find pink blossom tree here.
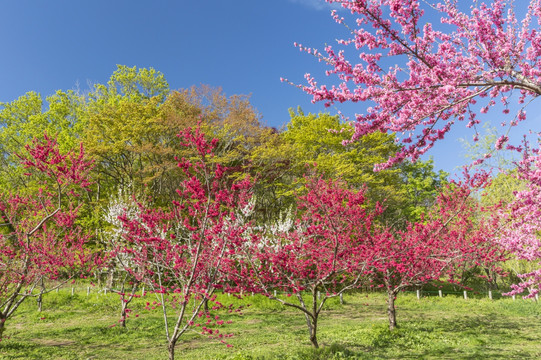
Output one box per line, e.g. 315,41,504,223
498,146,541,298
116,126,253,360
286,0,541,169
0,134,96,339
243,177,382,348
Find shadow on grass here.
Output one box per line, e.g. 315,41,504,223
220,343,368,360
316,313,537,359
252,313,538,360
0,341,39,351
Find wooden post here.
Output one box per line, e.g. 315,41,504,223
317,291,321,300
463,291,468,300
438,290,443,298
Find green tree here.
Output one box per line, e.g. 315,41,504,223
250,109,446,224
0,90,85,192
82,65,172,200
397,159,448,224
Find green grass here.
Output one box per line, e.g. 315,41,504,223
1,289,541,359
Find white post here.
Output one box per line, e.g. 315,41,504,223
463,291,468,300
488,290,493,300
273,290,277,297
141,286,145,296
87,287,90,296
71,287,75,296
416,289,420,299
56,288,59,293
104,288,107,295
512,294,516,301
317,291,321,300
438,290,443,298
536,293,539,302
340,293,344,305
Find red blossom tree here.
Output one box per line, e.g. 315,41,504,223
371,178,504,330
243,177,382,348
116,126,253,360
0,134,96,339
286,0,541,169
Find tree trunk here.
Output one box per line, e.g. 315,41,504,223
309,290,319,348
37,293,43,312
168,339,177,360
203,297,209,312
309,318,319,348
0,313,6,340
106,266,115,289
387,290,397,331
120,301,127,328
37,277,45,312
298,292,320,348
303,311,319,348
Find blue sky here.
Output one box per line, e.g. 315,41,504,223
0,0,539,175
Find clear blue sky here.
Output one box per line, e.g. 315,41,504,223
1,0,539,176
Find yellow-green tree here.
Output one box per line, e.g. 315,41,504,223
82,65,171,200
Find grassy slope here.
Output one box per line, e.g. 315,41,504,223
1,289,540,359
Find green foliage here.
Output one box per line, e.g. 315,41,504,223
459,123,518,171
481,171,526,208
282,108,401,190
94,64,169,102
0,92,44,163
397,159,448,223
250,109,402,222
0,90,85,192
250,109,446,224
83,65,172,195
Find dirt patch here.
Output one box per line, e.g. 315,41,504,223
11,322,24,330
32,338,76,346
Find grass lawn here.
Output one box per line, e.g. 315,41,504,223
1,288,541,359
